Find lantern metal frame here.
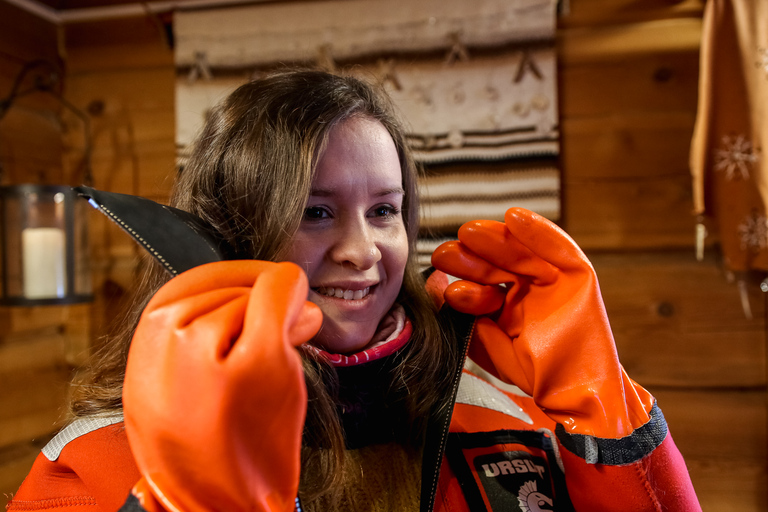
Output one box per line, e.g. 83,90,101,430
0,184,92,306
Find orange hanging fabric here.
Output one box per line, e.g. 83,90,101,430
690,0,768,271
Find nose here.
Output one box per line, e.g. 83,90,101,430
330,216,382,270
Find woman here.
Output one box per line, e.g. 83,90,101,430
8,70,701,512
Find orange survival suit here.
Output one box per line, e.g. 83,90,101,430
8,209,702,511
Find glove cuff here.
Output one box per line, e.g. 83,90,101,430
555,402,667,465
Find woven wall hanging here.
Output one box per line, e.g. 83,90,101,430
173,0,560,267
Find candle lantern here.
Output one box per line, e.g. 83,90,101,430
0,184,92,305
0,60,95,307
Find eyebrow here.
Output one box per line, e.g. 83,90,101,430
309,187,405,197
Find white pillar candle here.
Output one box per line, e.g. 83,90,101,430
22,227,67,299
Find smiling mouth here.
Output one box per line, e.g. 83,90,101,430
315,286,372,300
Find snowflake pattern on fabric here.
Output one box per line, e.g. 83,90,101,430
756,47,768,77
737,211,768,251
714,134,759,181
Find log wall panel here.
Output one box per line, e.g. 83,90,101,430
0,367,70,448
0,2,59,67
653,389,767,511
63,66,176,198
560,52,700,119
0,9,172,508
558,17,702,64
60,31,176,366
562,113,696,180
558,4,767,510
0,12,77,507
591,251,765,389
0,109,64,185
558,28,702,250
88,140,176,199
64,17,171,71
0,90,64,186
559,0,705,29
0,1,63,187
566,172,695,250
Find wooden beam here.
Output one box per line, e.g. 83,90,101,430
558,18,703,64
558,0,705,29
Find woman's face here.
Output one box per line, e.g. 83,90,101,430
284,116,409,354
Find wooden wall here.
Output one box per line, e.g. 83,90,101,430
0,3,64,186
0,4,176,508
63,15,176,353
1,0,766,510
0,2,80,506
560,1,767,510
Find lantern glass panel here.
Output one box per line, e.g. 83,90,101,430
0,185,92,306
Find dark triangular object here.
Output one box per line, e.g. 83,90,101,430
75,186,237,277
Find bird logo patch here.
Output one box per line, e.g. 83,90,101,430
517,480,553,512
446,430,573,511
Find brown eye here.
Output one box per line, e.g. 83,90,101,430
304,207,329,220
371,205,399,218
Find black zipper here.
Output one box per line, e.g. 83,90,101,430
295,307,475,512
419,308,476,512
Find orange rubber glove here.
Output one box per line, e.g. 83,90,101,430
122,260,322,512
432,208,654,439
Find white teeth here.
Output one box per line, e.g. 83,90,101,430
318,286,371,299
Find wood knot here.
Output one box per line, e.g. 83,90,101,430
653,67,673,83
656,301,675,317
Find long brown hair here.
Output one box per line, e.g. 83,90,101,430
70,69,456,500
